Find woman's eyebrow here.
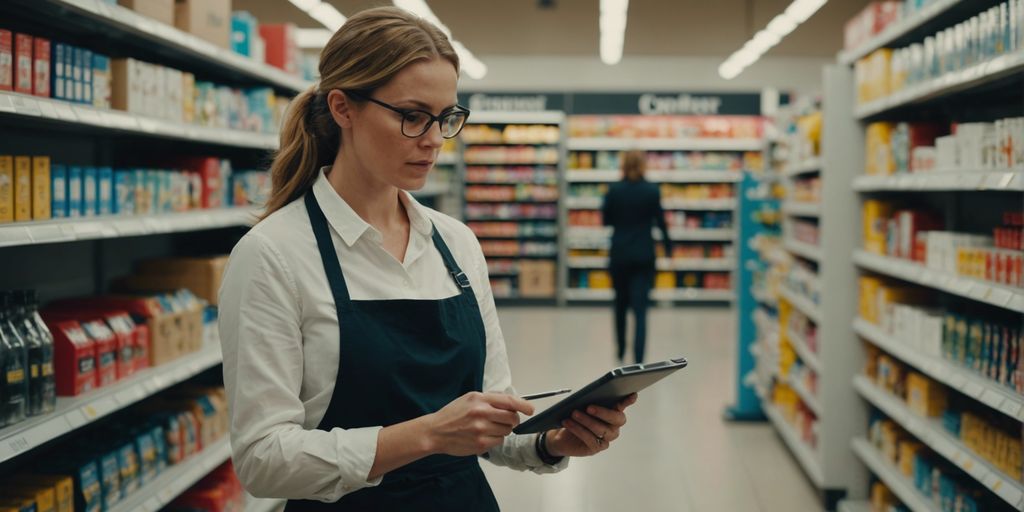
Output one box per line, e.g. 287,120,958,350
395,99,459,112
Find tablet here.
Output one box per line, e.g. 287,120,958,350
512,357,688,435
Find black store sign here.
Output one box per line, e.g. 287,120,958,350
458,91,761,116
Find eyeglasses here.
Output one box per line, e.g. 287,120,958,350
346,90,470,139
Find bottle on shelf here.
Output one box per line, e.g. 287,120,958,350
10,290,56,416
0,293,30,426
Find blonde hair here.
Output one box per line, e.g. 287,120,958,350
262,7,460,218
622,150,646,182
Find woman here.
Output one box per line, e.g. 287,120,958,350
218,7,636,510
601,150,671,365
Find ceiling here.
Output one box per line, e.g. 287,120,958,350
234,0,874,58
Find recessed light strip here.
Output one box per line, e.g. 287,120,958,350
600,0,629,65
718,0,827,80
393,0,488,79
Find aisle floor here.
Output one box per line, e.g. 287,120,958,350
483,306,821,512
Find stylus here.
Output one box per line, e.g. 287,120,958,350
521,388,572,400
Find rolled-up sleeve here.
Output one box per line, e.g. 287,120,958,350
219,231,383,501
464,228,569,474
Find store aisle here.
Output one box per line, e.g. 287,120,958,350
485,306,821,512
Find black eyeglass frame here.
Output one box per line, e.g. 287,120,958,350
345,90,471,139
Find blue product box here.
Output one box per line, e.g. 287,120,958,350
231,11,256,57
51,43,65,100
146,171,160,214
82,167,97,217
67,166,82,218
148,424,167,472
113,169,134,215
82,49,93,105
132,169,146,214
64,44,75,102
117,441,139,496
51,164,67,218
75,459,102,512
135,431,157,485
97,166,113,215
97,451,121,510
72,46,83,103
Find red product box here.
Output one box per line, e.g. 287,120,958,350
905,123,947,172
78,320,118,388
180,157,225,209
844,2,901,51
32,37,49,97
133,323,151,372
896,210,943,261
258,23,297,74
103,312,137,380
14,33,33,94
0,30,12,91
43,319,96,397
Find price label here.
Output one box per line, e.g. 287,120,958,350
0,94,15,113
11,96,41,116
979,389,1004,410
998,400,1021,419
37,102,59,119
81,404,99,420
0,435,31,462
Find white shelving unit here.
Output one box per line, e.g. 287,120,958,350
852,170,1024,192
567,137,762,151
853,376,1024,508
245,495,286,512
851,438,938,512
0,208,259,248
787,328,822,374
782,237,823,263
0,91,279,149
781,201,822,218
566,256,734,271
763,402,824,488
782,158,822,178
108,437,231,512
788,375,822,417
563,287,733,302
779,286,822,324
837,0,962,65
566,226,736,243
0,337,221,464
565,169,743,183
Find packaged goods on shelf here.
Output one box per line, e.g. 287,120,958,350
855,0,1024,106
465,203,558,221
14,33,32,95
468,221,558,238
229,170,269,207
174,0,231,49
843,2,901,52
568,115,763,139
487,259,518,275
118,255,229,306
479,240,557,258
461,124,561,144
772,383,818,447
464,184,559,202
785,262,821,306
116,0,174,25
259,23,298,75
518,260,557,298
789,176,821,202
569,150,751,171
464,146,560,165
0,290,57,424
660,183,735,200
465,166,558,185
168,461,244,512
0,29,11,92
230,11,259,58
489,278,515,298
867,117,1023,174
664,211,733,230
788,219,820,247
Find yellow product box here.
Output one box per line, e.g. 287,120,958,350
881,420,902,463
906,372,947,417
182,72,195,124
0,499,36,512
859,275,883,323
6,475,73,512
0,155,12,223
0,485,55,512
871,482,897,511
32,156,50,220
14,156,31,221
655,271,676,289
867,48,892,101
865,122,895,175
855,58,869,104
898,440,923,477
588,270,611,289
863,199,893,254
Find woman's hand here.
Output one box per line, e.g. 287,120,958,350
425,392,535,457
544,393,638,458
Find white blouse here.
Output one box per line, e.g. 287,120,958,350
218,169,567,502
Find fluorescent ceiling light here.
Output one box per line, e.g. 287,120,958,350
718,0,827,80
393,0,487,79
599,0,629,65
296,28,333,49
287,0,320,11
307,3,347,31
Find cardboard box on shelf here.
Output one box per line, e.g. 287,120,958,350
42,319,96,397
126,256,229,305
32,156,51,220
518,260,556,298
174,0,232,50
0,156,12,223
14,33,32,94
14,156,31,221
259,23,298,74
118,0,175,25
32,37,49,98
0,30,12,92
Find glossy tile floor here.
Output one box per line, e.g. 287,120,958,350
483,306,821,512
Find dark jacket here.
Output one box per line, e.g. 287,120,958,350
601,180,671,266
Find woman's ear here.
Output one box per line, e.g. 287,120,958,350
327,90,355,130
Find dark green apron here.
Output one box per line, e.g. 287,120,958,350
284,191,500,511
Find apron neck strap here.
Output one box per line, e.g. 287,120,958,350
431,226,473,290
304,191,352,306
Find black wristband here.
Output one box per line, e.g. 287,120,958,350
535,430,564,466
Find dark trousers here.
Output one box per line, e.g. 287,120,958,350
609,261,655,364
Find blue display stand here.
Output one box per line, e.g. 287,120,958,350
723,172,779,422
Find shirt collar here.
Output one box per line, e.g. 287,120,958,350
312,167,433,247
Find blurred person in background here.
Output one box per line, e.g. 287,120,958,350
601,150,670,364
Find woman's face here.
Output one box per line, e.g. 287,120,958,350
338,58,459,191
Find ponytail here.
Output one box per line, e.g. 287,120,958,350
262,87,340,219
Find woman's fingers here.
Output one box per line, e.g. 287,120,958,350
584,405,626,428
562,419,602,452
617,393,639,411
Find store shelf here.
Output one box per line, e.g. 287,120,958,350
565,197,735,210
437,153,459,166
0,91,279,149
463,160,561,166
0,208,259,248
567,137,763,151
838,0,965,65
779,286,822,324
566,226,735,242
567,256,734,271
412,181,452,198
762,401,824,488
852,170,1024,192
855,50,1024,120
851,438,938,512
109,437,231,512
853,318,1024,421
853,375,1024,508
564,288,733,301
463,140,560,146
853,250,1024,314
787,374,822,416
565,169,744,183
467,111,565,124
31,0,310,93
783,237,822,263
245,495,285,512
465,216,559,222
464,198,559,204
781,201,822,218
782,158,822,178
787,329,822,374
0,339,222,464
